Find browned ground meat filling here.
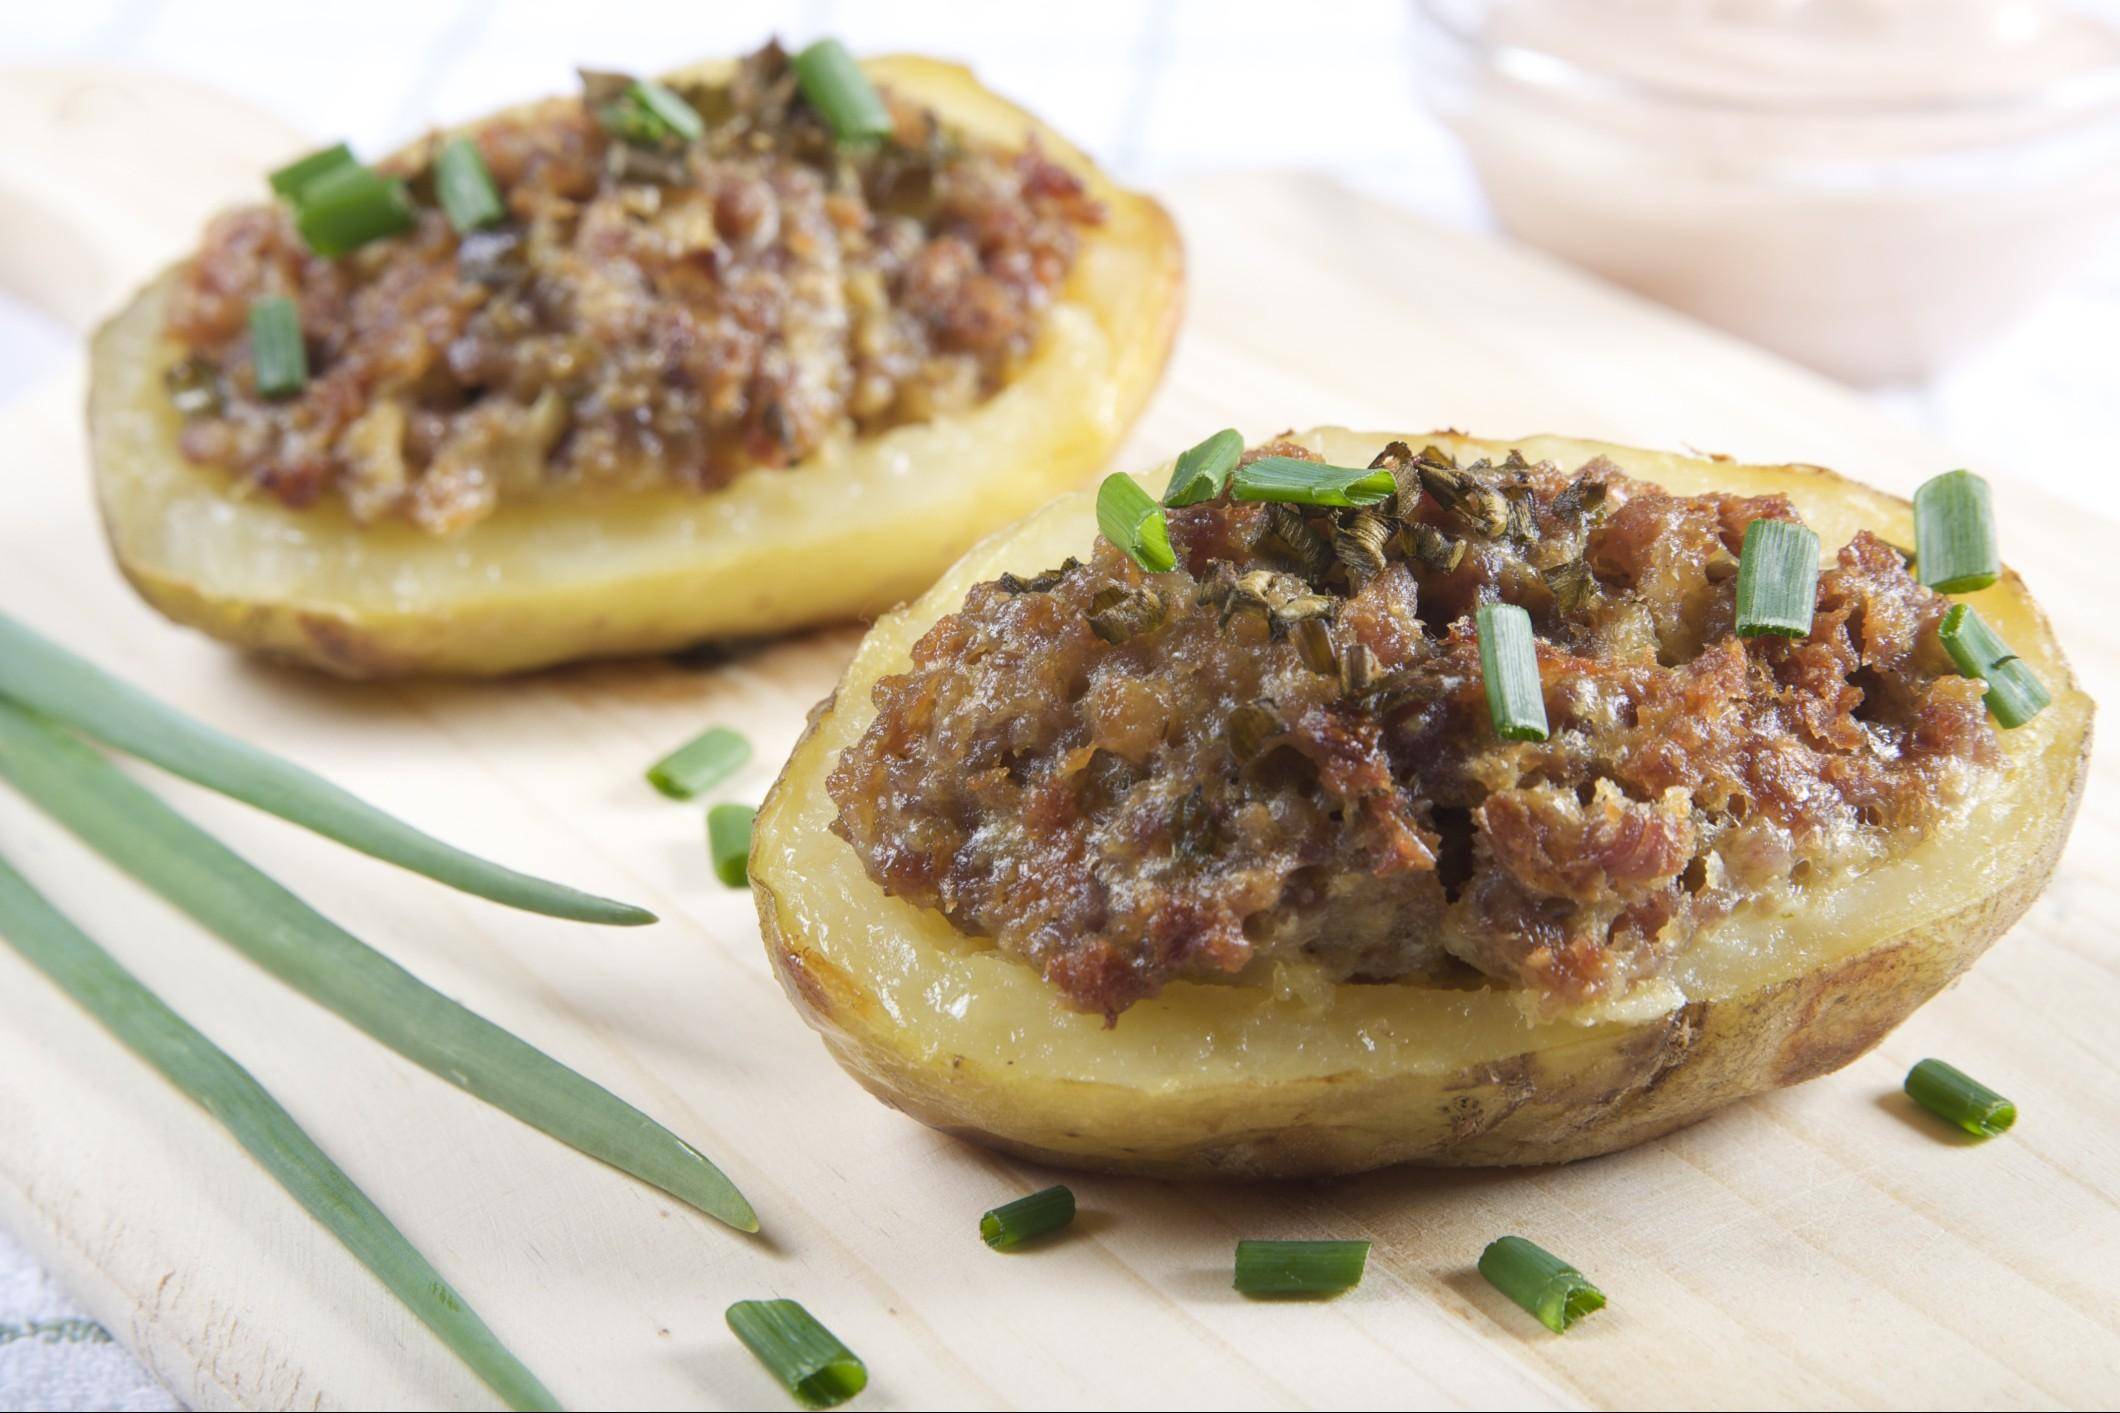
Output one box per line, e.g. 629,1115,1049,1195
163,43,1101,534
829,439,2001,1020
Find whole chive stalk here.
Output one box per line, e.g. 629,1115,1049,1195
792,39,894,146
1231,456,1395,509
0,613,652,926
268,141,357,199
709,803,757,888
1905,1058,2016,1138
1734,518,1820,638
727,1300,867,1410
1478,1236,1605,1333
1097,474,1177,573
435,136,505,234
648,726,752,800
1163,428,1244,507
1233,1239,1370,1298
0,856,558,1412
0,701,754,1232
1912,469,1999,595
980,1185,1076,1250
1939,603,2050,729
291,161,414,257
1476,602,1549,743
247,296,308,399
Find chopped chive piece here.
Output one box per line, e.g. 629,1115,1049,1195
435,136,505,233
1905,1058,2016,1138
980,1185,1076,1250
0,612,652,926
634,79,705,142
0,856,559,1412
709,803,756,888
268,141,356,199
647,726,751,800
1913,469,2000,594
247,296,308,399
793,39,894,147
1476,602,1549,743
1163,428,1244,507
1478,1236,1606,1333
1233,1239,1370,1298
1231,456,1396,508
598,78,705,147
1939,603,2050,729
291,161,413,257
1097,474,1177,573
1734,518,1820,638
726,1300,867,1410
0,700,754,1232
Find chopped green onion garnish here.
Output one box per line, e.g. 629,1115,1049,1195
1476,602,1548,743
1913,469,1999,595
709,803,756,888
1734,518,1820,638
291,161,413,257
268,141,356,199
1478,1235,1605,1333
1233,1239,1370,1298
1939,602,2050,729
0,856,559,1412
1231,456,1396,509
792,39,894,147
1904,1058,2016,1138
435,136,505,234
0,612,652,926
980,1185,1076,1250
726,1300,867,1410
247,296,307,399
1097,473,1177,573
1162,428,1244,507
599,79,705,147
0,700,754,1232
647,726,751,800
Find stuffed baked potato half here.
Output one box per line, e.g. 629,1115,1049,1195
752,428,2090,1178
87,48,1181,677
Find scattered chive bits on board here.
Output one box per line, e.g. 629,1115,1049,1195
434,136,505,234
1476,602,1548,742
1229,456,1396,509
1233,1239,1371,1298
726,1300,867,1410
1912,469,2000,594
980,1185,1076,1251
1162,427,1244,507
1905,1058,2016,1139
708,803,757,888
1478,1236,1606,1334
1096,474,1176,573
793,38,894,146
1734,518,1821,638
1939,603,2051,728
246,297,308,399
647,726,751,800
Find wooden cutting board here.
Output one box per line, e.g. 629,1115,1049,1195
1,67,2114,1413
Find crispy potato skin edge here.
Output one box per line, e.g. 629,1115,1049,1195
751,444,2092,1179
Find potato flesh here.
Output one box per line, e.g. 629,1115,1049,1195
88,58,1181,676
755,431,2091,1097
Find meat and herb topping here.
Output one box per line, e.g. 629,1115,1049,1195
162,41,1102,534
828,438,2008,1020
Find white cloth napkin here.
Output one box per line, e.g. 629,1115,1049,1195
0,1227,179,1412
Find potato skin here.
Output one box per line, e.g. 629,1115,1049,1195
752,431,2093,1179
86,57,1183,678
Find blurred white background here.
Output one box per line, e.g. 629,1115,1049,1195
2,2,2116,1407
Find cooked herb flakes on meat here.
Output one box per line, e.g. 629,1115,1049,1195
163,42,1101,534
828,438,2001,1020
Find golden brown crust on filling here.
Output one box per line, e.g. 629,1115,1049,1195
828,440,2000,1020
163,42,1102,533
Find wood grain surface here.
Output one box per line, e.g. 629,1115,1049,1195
0,67,2114,1412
